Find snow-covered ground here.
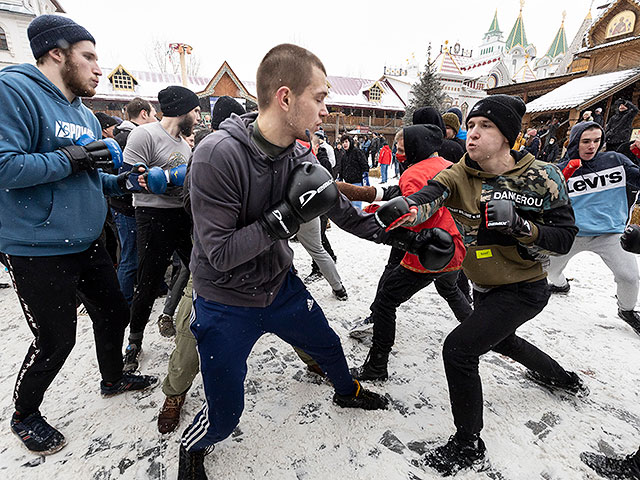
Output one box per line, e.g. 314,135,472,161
1,204,639,479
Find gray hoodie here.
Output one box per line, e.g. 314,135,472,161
189,111,388,307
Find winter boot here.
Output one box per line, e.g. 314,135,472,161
581,449,640,479
306,364,327,378
158,393,186,434
123,342,141,372
549,282,570,294
332,286,348,301
422,433,487,476
350,346,389,381
157,314,176,337
333,379,388,410
349,316,373,339
618,309,640,336
11,412,66,455
525,369,589,397
178,444,213,480
101,372,158,397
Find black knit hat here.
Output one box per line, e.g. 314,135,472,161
28,15,95,60
403,124,443,166
211,96,245,129
95,112,117,130
466,94,526,148
158,86,200,117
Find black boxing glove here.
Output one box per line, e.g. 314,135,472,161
485,199,532,237
385,227,455,271
621,224,640,254
374,196,417,231
59,137,123,174
260,162,339,240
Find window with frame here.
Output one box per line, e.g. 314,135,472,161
0,28,8,51
369,84,382,102
111,70,134,91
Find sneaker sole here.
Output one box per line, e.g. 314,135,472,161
101,379,158,398
12,430,67,456
525,372,590,399
348,326,374,339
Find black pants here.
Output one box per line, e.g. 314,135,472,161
371,266,472,353
5,242,128,416
129,207,192,341
442,279,572,438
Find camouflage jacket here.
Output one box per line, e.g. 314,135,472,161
407,151,577,288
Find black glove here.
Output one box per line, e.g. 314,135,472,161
59,138,123,174
374,196,416,231
116,162,147,192
485,199,532,237
386,227,455,271
621,224,640,254
260,162,339,240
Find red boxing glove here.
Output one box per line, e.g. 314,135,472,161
363,204,380,214
562,159,581,181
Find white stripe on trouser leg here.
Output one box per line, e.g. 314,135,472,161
183,402,210,450
5,254,42,404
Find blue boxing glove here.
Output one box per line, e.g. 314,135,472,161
60,134,123,173
116,162,148,192
145,164,187,194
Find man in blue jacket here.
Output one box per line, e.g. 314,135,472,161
0,14,156,455
548,121,640,333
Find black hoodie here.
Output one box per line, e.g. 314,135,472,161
403,124,443,166
412,106,464,163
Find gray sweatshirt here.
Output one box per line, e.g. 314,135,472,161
189,112,389,307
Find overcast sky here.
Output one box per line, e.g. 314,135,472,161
59,0,594,82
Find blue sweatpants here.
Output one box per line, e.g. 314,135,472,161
182,271,355,452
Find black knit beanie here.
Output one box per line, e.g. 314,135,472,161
211,96,245,129
158,86,200,117
95,112,117,130
466,94,525,147
28,15,95,59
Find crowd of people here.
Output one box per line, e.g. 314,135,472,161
1,13,640,480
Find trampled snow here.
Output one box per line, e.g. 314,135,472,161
1,193,639,479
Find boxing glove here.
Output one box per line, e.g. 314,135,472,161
485,199,532,237
386,227,455,271
144,164,188,194
374,196,417,231
621,224,640,254
116,162,147,192
261,162,339,240
60,134,123,173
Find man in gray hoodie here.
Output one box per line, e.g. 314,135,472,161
178,44,455,479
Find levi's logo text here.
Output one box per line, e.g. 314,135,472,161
566,166,625,197
55,120,93,140
491,190,543,208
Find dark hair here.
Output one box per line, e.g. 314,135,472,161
35,44,72,66
256,43,326,110
126,97,152,120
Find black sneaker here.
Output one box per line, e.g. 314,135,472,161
178,444,213,480
525,369,590,397
333,286,348,301
422,434,486,476
618,309,640,336
349,316,373,339
101,372,158,397
11,412,66,455
549,282,570,294
333,380,388,410
303,271,323,284
123,343,141,372
581,450,640,479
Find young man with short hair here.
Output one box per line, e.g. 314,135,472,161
548,121,640,333
0,14,156,455
178,44,453,479
379,94,585,476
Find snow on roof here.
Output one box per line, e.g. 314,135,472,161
578,35,640,54
526,67,640,113
321,75,405,111
93,67,210,102
383,75,417,105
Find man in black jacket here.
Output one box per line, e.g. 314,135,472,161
606,99,639,152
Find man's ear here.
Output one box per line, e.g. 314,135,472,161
275,86,291,112
48,48,66,64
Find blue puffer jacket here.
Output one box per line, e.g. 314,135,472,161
0,63,123,256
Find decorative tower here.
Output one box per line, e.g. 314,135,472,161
478,9,505,58
554,3,594,76
534,12,568,79
504,0,537,80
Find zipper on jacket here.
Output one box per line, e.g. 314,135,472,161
266,160,276,298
